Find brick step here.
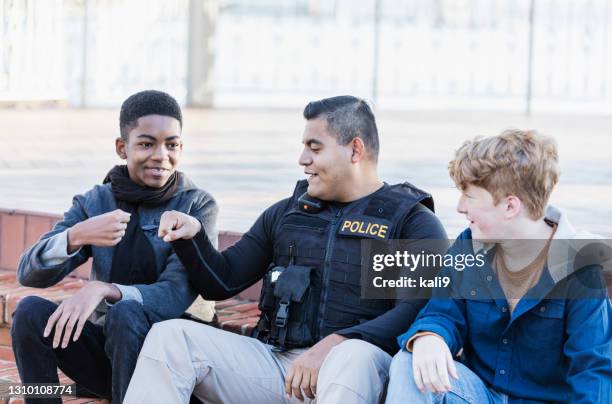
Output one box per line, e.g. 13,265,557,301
0,359,107,403
0,208,262,402
0,273,86,325
0,272,260,401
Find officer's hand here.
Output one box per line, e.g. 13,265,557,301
43,281,121,349
67,209,130,253
411,334,458,394
158,210,201,242
284,334,347,401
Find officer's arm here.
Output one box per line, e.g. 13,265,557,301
171,199,289,300
334,204,448,354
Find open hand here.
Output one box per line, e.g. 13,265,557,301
43,281,120,349
411,334,459,394
284,334,347,401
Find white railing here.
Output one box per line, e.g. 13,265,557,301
1,0,611,113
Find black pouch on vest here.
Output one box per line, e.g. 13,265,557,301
270,264,315,350
252,264,282,342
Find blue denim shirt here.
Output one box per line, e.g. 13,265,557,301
398,220,612,403
17,175,218,324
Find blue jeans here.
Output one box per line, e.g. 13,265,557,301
10,295,163,404
385,351,508,404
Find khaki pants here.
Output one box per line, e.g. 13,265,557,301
124,319,392,404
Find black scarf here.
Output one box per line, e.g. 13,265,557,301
103,165,182,285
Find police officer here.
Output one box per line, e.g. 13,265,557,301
124,96,447,403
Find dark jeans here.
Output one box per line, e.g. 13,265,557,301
10,295,163,404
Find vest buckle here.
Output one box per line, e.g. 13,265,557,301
275,301,290,328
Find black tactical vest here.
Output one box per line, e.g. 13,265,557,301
253,180,434,349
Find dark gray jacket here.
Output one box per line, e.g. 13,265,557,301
17,175,218,324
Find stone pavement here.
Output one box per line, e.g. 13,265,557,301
0,108,610,237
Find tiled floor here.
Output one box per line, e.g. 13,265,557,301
0,108,610,237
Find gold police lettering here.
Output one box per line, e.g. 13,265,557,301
341,220,388,239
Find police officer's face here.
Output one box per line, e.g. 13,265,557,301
299,118,354,201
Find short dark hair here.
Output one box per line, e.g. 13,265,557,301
303,95,379,161
119,90,182,140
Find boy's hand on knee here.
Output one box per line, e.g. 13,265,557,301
68,209,130,252
43,281,120,349
411,334,458,394
158,210,201,242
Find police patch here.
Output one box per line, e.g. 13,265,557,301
337,216,392,240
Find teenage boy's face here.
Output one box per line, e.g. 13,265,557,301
299,117,354,201
115,114,183,188
456,184,508,241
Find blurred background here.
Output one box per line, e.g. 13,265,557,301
1,0,611,237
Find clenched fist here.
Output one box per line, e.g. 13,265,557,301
67,209,131,252
158,210,201,242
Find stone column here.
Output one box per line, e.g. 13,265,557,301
186,0,219,107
